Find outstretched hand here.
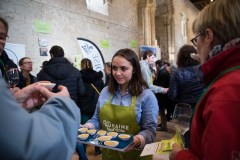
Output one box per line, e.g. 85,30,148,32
11,82,70,110
39,85,70,98
9,87,20,95
12,82,47,109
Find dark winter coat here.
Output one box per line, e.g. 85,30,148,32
18,73,38,89
37,57,85,103
153,67,171,108
0,50,25,89
104,74,110,87
77,69,104,114
167,65,204,104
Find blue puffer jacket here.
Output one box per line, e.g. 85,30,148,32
167,65,204,104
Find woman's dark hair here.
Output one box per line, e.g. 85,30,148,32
0,17,8,34
108,48,149,96
81,58,93,70
176,45,200,68
49,45,64,57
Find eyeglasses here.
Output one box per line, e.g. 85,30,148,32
23,62,34,65
0,34,9,41
190,33,203,47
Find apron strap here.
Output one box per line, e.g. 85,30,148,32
130,96,136,111
107,95,114,103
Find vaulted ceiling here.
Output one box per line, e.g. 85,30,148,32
155,0,212,12
190,0,211,10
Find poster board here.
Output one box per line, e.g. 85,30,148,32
4,43,25,69
140,46,161,60
77,38,105,80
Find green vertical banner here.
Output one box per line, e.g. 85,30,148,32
34,20,51,34
130,40,137,48
74,55,82,69
101,39,109,48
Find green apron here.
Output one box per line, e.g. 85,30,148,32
190,66,240,147
99,95,152,160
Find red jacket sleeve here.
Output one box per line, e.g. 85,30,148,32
176,100,240,160
175,150,200,160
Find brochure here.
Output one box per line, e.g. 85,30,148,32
140,130,183,157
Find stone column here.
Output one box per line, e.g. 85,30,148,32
139,0,156,46
150,8,156,46
144,7,150,46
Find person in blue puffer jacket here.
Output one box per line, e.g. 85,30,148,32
168,45,204,108
167,44,204,148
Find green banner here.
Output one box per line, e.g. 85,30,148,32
34,20,51,34
74,55,82,69
130,40,137,48
101,39,109,48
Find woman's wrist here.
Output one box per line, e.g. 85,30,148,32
134,137,141,148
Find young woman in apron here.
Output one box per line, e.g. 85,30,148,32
83,48,159,160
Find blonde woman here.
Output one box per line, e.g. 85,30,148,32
170,0,240,159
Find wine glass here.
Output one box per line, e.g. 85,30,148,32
172,103,192,147
4,68,19,88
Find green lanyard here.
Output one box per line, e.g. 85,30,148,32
0,59,5,71
190,65,240,131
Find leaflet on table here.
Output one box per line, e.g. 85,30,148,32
140,130,183,157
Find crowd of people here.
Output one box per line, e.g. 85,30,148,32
0,0,240,159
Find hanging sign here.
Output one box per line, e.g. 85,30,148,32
34,20,51,34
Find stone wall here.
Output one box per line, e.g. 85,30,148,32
173,0,199,65
0,0,138,76
155,0,199,64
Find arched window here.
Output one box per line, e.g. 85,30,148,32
86,0,110,15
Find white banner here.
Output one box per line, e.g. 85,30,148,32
77,38,105,77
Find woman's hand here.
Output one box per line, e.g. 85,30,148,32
80,124,88,128
169,143,183,160
124,136,140,152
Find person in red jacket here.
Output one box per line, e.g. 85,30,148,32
169,0,240,160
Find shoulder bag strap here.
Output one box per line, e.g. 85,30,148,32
91,83,100,95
